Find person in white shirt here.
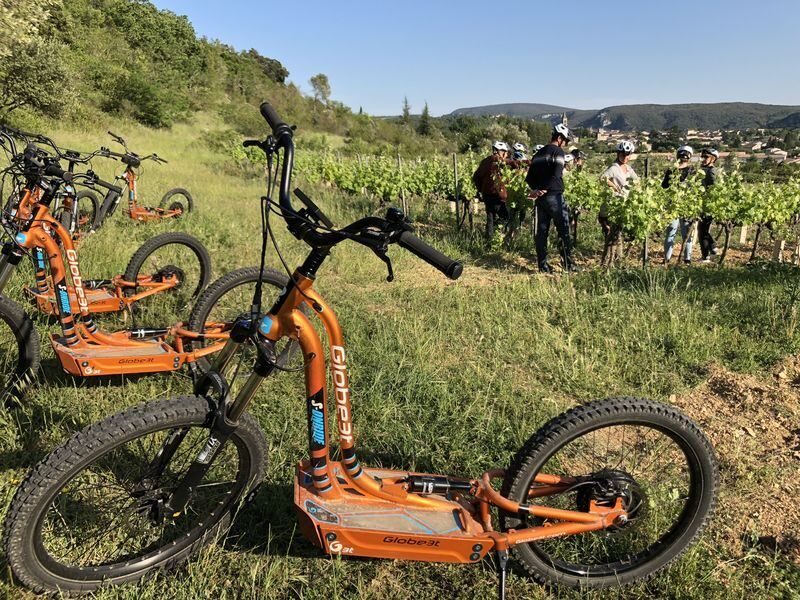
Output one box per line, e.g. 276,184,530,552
599,140,639,265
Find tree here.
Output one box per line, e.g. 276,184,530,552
309,73,331,105
0,0,59,59
244,49,288,83
417,101,432,136
0,40,72,117
784,129,799,150
401,96,411,125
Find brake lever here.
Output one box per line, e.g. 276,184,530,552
374,247,395,282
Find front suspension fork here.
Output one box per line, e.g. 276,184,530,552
165,319,277,515
0,243,24,294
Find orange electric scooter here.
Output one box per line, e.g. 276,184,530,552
0,126,211,317
0,141,269,401
2,104,719,598
92,131,193,225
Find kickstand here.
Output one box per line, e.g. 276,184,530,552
496,548,509,600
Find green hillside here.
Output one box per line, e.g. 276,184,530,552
451,102,800,131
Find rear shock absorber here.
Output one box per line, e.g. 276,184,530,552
406,475,473,495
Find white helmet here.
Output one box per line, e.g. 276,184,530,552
534,144,545,152
677,145,694,159
492,140,509,152
564,154,575,163
553,123,572,141
702,148,720,159
513,142,528,153
616,140,636,155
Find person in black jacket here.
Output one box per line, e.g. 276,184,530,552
526,124,576,273
698,148,720,263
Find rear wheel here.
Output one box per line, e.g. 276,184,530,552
122,232,212,324
0,295,40,405
501,397,718,589
160,188,193,216
186,266,300,374
4,395,266,594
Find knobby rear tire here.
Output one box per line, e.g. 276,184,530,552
160,188,194,215
500,397,719,589
3,395,267,594
122,232,212,301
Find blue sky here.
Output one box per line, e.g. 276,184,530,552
152,1,797,116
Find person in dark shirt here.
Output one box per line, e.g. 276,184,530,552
698,148,720,263
662,145,695,264
472,141,527,244
526,124,575,273
567,148,587,242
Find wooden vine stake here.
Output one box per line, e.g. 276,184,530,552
397,154,408,214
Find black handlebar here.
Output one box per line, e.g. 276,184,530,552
44,162,72,182
260,103,286,133
88,175,122,195
398,231,463,280
258,101,463,282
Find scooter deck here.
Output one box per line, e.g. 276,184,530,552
28,285,124,315
294,461,493,564
50,335,182,377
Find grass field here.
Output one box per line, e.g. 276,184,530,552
0,114,798,599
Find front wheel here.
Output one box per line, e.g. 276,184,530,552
500,397,718,589
4,396,267,594
0,295,40,405
186,266,300,374
74,190,100,232
160,188,193,216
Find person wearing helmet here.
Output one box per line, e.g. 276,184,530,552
698,148,720,263
525,123,576,273
598,141,639,265
566,149,587,242
505,142,532,244
472,140,528,243
569,149,587,172
662,145,696,265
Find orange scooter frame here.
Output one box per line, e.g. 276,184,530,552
26,258,182,315
12,189,225,378
249,272,629,564
122,168,184,222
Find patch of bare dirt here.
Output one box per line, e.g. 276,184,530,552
671,360,800,564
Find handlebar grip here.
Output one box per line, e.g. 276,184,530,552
260,102,286,133
44,162,72,182
398,231,463,280
94,178,123,195
242,140,261,148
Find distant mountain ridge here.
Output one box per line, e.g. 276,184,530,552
450,102,800,130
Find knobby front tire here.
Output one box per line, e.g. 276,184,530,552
0,295,40,405
4,396,267,594
186,266,300,374
500,397,719,589
74,190,100,232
